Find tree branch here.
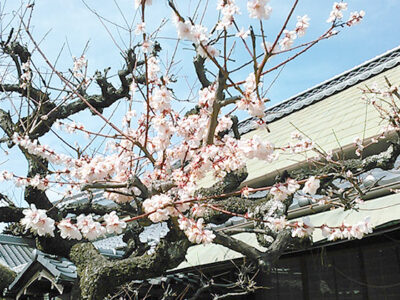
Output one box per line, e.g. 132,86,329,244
0,206,24,223
70,236,190,299
193,54,211,88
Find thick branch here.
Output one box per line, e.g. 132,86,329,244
0,83,50,105
214,229,292,273
70,237,190,299
196,167,248,197
61,203,121,218
259,229,292,271
205,71,226,145
203,196,257,224
0,206,24,222
0,264,16,294
0,108,15,141
292,142,400,180
213,231,264,262
193,54,211,88
23,152,54,212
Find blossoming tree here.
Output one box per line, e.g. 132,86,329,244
2,0,394,299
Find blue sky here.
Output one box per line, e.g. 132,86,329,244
22,0,400,102
1,0,400,204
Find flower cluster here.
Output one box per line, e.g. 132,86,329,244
291,217,315,238
21,205,126,241
295,15,310,37
286,132,314,153
247,0,272,20
278,15,310,51
353,137,364,157
72,55,87,79
346,10,365,27
20,60,31,89
322,217,373,240
237,73,266,117
279,30,297,51
270,178,300,201
238,134,276,162
178,217,216,244
302,176,320,195
327,2,348,23
143,194,176,223
21,204,55,237
216,0,240,30
259,215,373,242
104,211,128,234
175,20,209,45
134,22,146,35
58,219,82,240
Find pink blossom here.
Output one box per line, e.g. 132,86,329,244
267,216,288,232
141,39,153,53
191,203,207,217
247,0,272,20
295,15,310,37
104,211,127,234
235,28,250,39
302,176,320,195
193,25,209,44
327,2,348,23
72,56,87,79
151,86,172,112
238,135,275,162
216,0,240,29
77,214,106,241
291,217,314,238
143,194,174,223
176,20,193,40
279,30,296,51
197,45,220,59
346,10,365,26
21,204,55,237
134,22,146,35
185,218,216,244
270,184,289,201
58,219,82,240
241,186,254,198
287,179,300,194
216,116,233,133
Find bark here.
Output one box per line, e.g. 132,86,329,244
196,167,248,198
0,206,24,222
70,237,190,299
291,142,400,180
0,264,16,295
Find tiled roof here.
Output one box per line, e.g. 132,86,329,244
0,235,35,271
57,189,117,209
0,234,123,274
31,250,77,281
239,45,400,135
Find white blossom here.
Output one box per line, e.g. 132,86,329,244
302,176,320,195
58,219,82,240
104,211,127,234
247,0,272,20
21,204,55,237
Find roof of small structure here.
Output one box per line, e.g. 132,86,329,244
0,233,124,297
0,235,35,273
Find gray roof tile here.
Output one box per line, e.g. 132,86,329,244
239,46,400,135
